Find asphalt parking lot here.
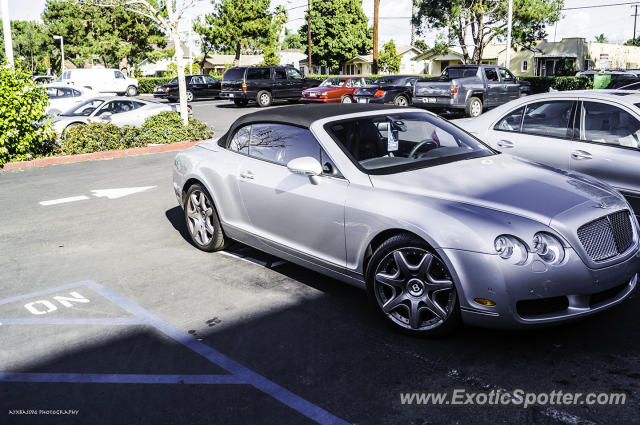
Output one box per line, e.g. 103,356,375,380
1,100,639,425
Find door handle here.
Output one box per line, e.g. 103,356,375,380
571,150,592,160
497,140,514,148
239,171,254,180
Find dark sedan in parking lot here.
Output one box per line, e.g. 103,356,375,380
353,75,419,107
154,75,221,102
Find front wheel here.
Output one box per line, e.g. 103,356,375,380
186,90,195,102
465,96,483,118
341,95,354,103
366,234,460,336
126,85,138,97
184,184,228,252
256,90,272,107
393,95,409,107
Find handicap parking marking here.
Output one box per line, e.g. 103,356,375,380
0,281,350,425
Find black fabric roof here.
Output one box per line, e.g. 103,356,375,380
231,103,403,129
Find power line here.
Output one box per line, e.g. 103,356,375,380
562,1,640,10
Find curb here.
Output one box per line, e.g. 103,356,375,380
1,141,199,170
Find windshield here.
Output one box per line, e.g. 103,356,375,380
169,77,178,84
443,67,478,79
61,99,105,116
325,112,493,174
320,77,347,87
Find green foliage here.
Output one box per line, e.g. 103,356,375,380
196,0,283,61
378,40,401,74
260,44,280,66
520,76,592,93
594,34,608,43
282,29,303,50
554,58,575,77
60,113,213,155
138,77,173,94
135,112,213,145
413,0,563,63
0,21,51,75
0,62,55,166
42,0,166,71
625,38,640,47
299,0,372,70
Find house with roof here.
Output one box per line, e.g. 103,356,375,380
342,45,423,75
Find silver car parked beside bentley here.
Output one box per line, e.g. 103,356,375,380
172,104,640,335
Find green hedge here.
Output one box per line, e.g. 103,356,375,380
138,77,173,94
520,76,592,94
60,112,213,155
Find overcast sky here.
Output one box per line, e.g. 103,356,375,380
3,0,634,47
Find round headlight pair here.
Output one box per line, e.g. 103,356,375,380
494,233,565,266
532,232,565,265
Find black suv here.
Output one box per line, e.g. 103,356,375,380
221,66,320,107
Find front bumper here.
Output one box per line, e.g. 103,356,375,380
439,245,640,328
300,97,338,103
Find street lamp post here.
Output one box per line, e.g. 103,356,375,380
53,35,64,76
1,0,14,66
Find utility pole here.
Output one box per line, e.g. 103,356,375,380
372,0,379,74
307,0,312,74
53,35,64,76
1,0,14,66
410,2,416,46
188,17,193,75
633,5,639,40
505,0,513,69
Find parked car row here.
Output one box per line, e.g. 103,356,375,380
173,103,640,336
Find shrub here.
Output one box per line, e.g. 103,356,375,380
520,76,592,93
135,111,213,145
0,61,55,166
60,123,132,155
138,77,173,94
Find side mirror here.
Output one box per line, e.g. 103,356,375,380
287,156,322,176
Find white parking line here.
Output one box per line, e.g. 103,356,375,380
39,196,90,206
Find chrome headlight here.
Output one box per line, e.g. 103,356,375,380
532,232,565,265
494,235,528,265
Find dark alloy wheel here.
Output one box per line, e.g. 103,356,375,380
366,234,460,336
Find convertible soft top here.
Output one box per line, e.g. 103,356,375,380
231,103,404,129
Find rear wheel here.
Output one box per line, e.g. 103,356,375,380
393,95,409,106
126,85,138,97
366,234,460,336
256,90,272,107
186,90,195,102
184,184,228,252
465,96,483,118
341,95,354,103
233,99,248,107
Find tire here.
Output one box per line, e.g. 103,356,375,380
184,184,228,252
393,95,409,107
186,90,195,102
256,90,272,107
365,234,460,336
126,85,138,97
520,92,528,98
341,95,354,103
465,96,483,118
233,99,248,107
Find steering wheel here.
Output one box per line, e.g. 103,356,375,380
409,139,438,158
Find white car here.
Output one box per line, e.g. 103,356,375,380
59,68,139,97
52,96,184,136
44,84,96,115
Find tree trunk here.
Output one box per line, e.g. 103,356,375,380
172,29,189,126
233,40,241,66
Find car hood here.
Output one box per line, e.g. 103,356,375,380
369,154,625,226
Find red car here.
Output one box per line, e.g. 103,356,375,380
301,76,367,103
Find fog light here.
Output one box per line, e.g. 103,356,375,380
474,298,496,306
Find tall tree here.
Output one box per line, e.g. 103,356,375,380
413,0,563,64
299,0,371,71
0,21,51,74
377,39,401,73
282,28,303,49
196,0,281,64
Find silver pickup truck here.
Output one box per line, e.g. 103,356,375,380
412,65,531,117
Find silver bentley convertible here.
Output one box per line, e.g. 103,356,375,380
172,104,640,335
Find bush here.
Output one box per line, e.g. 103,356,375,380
520,76,592,93
0,62,55,166
135,111,213,145
60,113,212,155
138,77,173,94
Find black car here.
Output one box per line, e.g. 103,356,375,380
220,66,321,107
353,75,419,106
153,75,221,102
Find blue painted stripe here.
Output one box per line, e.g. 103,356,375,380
86,281,351,425
0,281,89,306
0,318,145,325
0,372,244,385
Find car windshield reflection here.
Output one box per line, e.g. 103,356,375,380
61,99,105,116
